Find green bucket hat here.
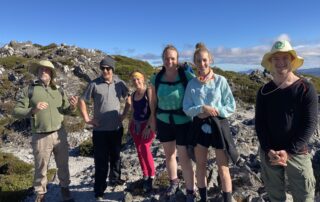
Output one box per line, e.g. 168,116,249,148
29,60,56,78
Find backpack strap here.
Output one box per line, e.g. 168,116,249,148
154,66,189,125
177,65,188,89
28,82,64,100
155,67,165,93
28,84,35,100
154,66,188,93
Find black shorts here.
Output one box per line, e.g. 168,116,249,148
156,119,191,146
192,117,224,149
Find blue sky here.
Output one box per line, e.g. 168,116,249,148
1,0,320,71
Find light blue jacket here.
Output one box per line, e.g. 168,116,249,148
183,73,235,118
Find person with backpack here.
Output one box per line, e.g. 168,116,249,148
255,40,317,202
78,56,130,201
127,70,156,193
183,43,237,202
13,60,78,202
150,45,196,201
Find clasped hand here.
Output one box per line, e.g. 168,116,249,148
268,149,289,166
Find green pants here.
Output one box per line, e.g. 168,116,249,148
259,148,315,202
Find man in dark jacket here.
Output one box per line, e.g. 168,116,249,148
255,40,317,202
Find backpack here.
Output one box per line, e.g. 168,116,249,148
154,62,193,124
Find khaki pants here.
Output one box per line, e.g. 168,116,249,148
260,148,315,202
31,127,70,194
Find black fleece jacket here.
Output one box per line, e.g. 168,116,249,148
255,78,318,154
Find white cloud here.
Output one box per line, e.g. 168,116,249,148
116,34,320,70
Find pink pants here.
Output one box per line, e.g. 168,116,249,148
129,120,155,177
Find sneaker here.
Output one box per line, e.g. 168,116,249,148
186,193,196,202
35,194,45,202
165,180,179,197
109,179,125,186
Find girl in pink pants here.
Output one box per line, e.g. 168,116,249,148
128,70,156,193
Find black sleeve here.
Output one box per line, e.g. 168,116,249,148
255,88,270,152
287,82,318,154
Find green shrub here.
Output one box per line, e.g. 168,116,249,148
0,153,32,175
57,58,74,67
39,43,58,51
213,67,261,104
0,152,56,202
63,117,85,133
33,43,42,48
79,139,93,157
114,55,154,82
0,56,28,70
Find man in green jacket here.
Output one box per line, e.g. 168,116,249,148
13,60,78,202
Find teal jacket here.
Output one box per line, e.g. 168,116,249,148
13,81,75,133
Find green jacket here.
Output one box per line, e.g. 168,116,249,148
13,82,75,133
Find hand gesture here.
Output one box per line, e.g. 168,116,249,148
32,102,49,114
69,96,79,110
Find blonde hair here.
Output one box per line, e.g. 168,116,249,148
193,42,213,63
129,70,146,80
162,44,179,61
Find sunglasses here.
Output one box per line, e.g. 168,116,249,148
100,66,113,71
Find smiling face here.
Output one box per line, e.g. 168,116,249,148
38,67,52,85
163,49,178,70
194,50,212,76
270,52,293,75
131,74,145,90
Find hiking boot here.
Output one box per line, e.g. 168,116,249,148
35,194,45,202
61,187,74,202
109,179,125,186
143,178,153,193
186,193,196,202
165,180,179,197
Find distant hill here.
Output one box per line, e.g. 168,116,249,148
297,68,320,77
240,68,320,78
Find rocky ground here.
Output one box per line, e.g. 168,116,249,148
1,105,320,202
